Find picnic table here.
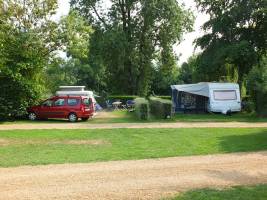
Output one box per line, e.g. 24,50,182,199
112,101,122,110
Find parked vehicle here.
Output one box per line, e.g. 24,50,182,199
27,96,95,122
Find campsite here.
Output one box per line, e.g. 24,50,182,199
0,0,266,200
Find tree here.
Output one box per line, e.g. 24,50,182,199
0,0,60,120
71,0,194,96
195,0,267,85
45,11,99,94
247,55,267,116
179,55,198,84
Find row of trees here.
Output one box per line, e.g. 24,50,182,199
0,0,266,119
0,0,193,119
180,0,267,115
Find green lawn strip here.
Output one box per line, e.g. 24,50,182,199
1,112,267,124
169,184,267,200
0,128,266,167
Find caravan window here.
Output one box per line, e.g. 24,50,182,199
213,90,237,100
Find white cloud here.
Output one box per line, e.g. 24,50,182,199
175,0,209,64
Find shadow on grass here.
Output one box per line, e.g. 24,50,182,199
172,184,267,200
219,131,267,153
173,113,267,123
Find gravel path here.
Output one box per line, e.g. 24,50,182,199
1,151,267,200
1,122,267,130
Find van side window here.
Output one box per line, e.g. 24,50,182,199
54,99,65,106
67,99,80,106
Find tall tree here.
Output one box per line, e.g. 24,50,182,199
195,0,267,85
0,0,60,119
71,0,193,96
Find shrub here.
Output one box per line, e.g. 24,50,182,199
135,98,149,120
149,97,173,119
247,56,267,116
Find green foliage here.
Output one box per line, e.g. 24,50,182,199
71,0,194,96
60,10,93,60
247,56,267,116
134,98,150,120
0,0,59,120
151,55,180,95
149,97,172,119
195,0,267,85
45,11,97,94
179,55,198,83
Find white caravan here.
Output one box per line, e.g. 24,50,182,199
171,82,241,114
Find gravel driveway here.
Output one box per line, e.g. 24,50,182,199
1,122,267,130
1,151,267,200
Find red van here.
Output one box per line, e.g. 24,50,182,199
27,96,95,122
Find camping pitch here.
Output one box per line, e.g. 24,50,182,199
171,83,241,114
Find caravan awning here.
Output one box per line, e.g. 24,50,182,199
171,83,210,97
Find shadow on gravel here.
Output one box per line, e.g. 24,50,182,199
219,131,267,153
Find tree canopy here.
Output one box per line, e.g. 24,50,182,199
70,0,194,96
195,0,266,84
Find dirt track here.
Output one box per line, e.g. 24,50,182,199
1,122,267,130
1,151,267,200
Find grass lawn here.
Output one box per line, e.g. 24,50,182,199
1,111,267,124
0,128,266,167
170,184,267,200
90,111,267,123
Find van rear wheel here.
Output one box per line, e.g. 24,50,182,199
68,113,78,122
28,112,37,121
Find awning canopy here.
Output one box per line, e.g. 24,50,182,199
171,83,210,97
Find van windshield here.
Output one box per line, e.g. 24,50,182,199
213,90,237,100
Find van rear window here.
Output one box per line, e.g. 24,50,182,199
213,90,237,100
67,99,80,106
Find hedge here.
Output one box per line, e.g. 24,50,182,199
157,96,171,100
135,98,150,120
149,97,173,119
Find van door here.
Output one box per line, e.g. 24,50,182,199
38,99,54,118
51,98,67,118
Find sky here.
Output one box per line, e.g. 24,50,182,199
54,0,209,64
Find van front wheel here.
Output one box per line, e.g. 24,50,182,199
68,113,78,122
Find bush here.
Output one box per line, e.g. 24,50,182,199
0,77,42,121
149,97,173,119
247,56,267,116
135,98,150,120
